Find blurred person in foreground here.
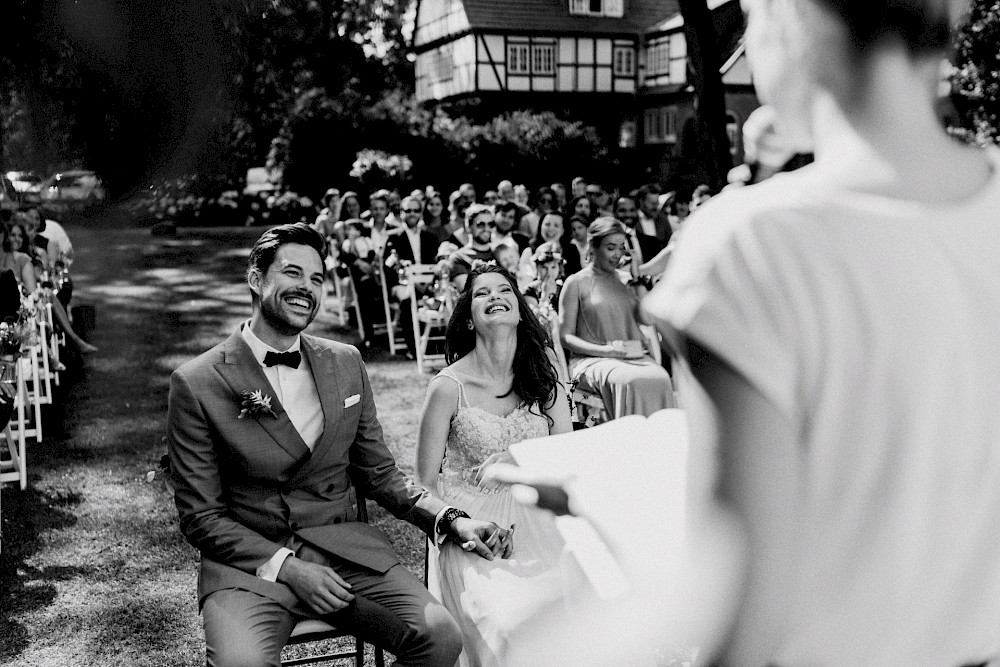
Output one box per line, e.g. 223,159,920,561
503,0,1000,665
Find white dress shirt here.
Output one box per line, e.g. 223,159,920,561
638,211,657,238
241,323,324,581
624,227,644,263
403,225,422,263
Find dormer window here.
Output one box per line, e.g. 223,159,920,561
569,0,623,18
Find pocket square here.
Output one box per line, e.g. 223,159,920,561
344,394,361,408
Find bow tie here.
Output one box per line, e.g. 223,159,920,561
263,350,301,369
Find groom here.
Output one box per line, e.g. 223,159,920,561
168,222,504,667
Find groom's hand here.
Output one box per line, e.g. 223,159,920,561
277,556,355,615
449,518,513,560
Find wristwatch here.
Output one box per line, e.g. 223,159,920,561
437,507,471,535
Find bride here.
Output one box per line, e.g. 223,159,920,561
416,262,576,665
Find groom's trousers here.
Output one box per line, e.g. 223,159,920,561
202,544,462,667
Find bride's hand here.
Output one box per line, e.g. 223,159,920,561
473,451,516,491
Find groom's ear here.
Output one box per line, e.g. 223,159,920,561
247,267,262,298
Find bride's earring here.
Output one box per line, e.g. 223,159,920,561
467,321,474,331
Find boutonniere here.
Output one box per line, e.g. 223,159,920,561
238,389,277,420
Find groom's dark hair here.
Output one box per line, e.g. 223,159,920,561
247,222,327,304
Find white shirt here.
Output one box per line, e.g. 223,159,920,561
403,225,422,263
369,222,393,256
242,322,453,579
624,227,644,263
638,211,657,238
241,323,324,582
40,219,73,265
650,148,1000,667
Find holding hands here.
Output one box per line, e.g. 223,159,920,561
449,516,515,561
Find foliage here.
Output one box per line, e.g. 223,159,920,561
350,149,414,189
0,0,416,200
950,0,1000,146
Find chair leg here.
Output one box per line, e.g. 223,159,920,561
355,637,364,667
374,646,385,667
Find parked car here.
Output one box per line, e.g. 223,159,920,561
5,170,43,194
40,170,106,203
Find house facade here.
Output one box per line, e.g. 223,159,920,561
412,0,760,186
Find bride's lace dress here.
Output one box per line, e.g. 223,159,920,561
431,369,584,667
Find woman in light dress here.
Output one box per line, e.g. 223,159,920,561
416,262,578,666
560,218,673,418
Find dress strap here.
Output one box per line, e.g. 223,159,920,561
436,368,470,409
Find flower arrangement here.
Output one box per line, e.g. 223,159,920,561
237,389,277,420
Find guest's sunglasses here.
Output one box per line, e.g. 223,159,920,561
403,208,422,213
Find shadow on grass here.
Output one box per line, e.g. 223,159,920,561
0,485,87,662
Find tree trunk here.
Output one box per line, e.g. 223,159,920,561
678,0,732,190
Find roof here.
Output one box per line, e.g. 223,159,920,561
459,0,678,35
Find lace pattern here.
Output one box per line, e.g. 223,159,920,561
436,370,549,496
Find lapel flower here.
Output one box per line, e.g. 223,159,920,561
238,389,277,420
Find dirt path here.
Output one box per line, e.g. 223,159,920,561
0,225,432,666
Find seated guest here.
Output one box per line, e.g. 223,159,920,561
312,188,341,240
443,204,497,291
422,191,450,245
444,191,470,247
518,186,557,239
524,241,569,381
563,196,593,226
3,223,97,354
559,218,673,418
492,201,530,254
365,192,398,256
567,214,590,267
519,212,580,282
383,196,440,358
492,241,526,290
613,196,662,266
340,219,384,344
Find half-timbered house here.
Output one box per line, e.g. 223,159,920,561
412,0,759,183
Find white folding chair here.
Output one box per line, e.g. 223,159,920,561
406,264,450,374
376,257,408,356
0,360,28,491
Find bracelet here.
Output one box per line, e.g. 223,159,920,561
437,507,471,535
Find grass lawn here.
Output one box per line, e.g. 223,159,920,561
0,225,437,666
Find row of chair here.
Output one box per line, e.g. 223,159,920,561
0,298,68,554
325,259,454,374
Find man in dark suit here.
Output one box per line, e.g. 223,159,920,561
614,196,663,265
168,223,508,667
383,196,439,358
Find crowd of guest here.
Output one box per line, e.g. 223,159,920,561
307,175,722,422
0,205,95,355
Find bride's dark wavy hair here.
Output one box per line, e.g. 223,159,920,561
446,263,559,423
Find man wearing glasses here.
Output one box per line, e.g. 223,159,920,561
444,204,498,291
585,182,613,218
384,197,439,357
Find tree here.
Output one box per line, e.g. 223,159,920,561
950,0,1000,147
678,0,732,190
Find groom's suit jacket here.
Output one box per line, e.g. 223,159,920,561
168,328,446,610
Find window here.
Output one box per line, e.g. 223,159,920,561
644,107,678,144
613,46,634,76
508,43,530,74
533,43,555,75
569,0,623,17
645,35,687,82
